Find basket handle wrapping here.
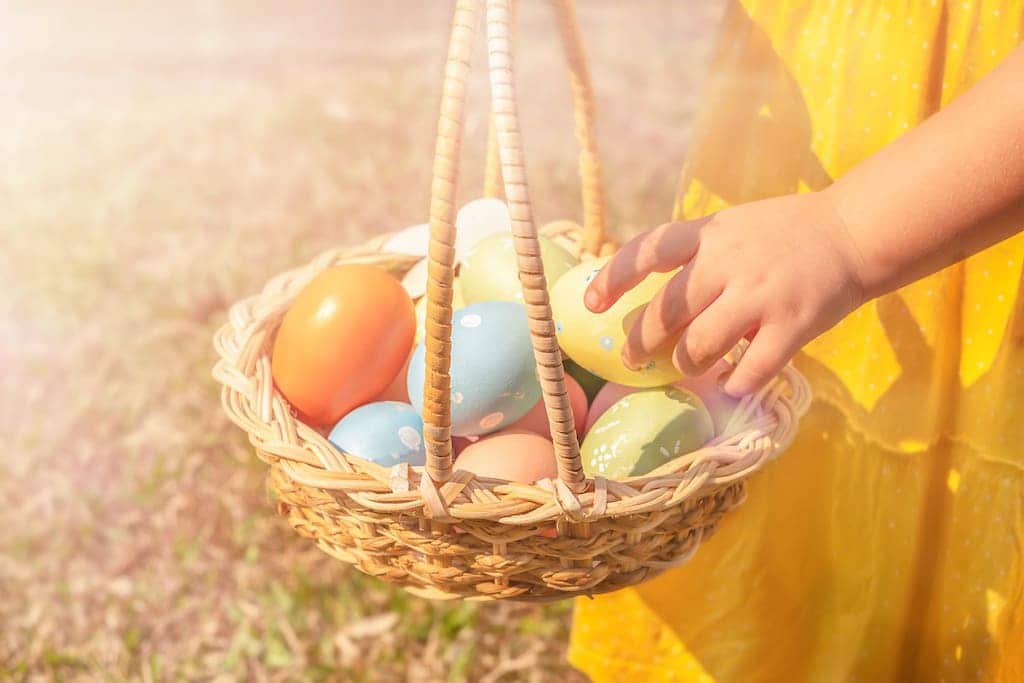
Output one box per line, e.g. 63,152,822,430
483,0,608,254
421,0,479,484
423,0,594,494
550,0,608,255
485,0,585,491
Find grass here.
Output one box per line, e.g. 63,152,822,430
0,1,720,679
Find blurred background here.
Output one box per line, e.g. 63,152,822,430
0,1,723,679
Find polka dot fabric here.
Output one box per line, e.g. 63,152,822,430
571,1,1024,681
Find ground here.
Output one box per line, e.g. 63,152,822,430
0,1,721,680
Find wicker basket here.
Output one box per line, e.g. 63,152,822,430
212,0,811,602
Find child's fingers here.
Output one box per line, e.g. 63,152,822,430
670,292,755,376
722,325,803,397
584,220,702,313
620,262,721,368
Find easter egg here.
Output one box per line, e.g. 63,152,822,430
460,233,579,304
382,222,429,257
455,429,559,482
407,301,541,436
390,197,510,293
327,401,425,466
455,197,511,255
272,265,415,426
510,374,588,438
581,387,714,479
584,381,637,434
376,350,413,403
452,435,478,455
675,358,741,435
551,257,681,387
413,281,466,344
563,357,606,404
582,360,738,437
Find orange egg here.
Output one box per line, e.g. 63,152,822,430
271,264,415,426
376,349,413,403
454,429,559,483
510,374,588,438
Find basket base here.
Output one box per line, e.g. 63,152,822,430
271,464,746,602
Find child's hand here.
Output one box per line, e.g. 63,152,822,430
584,192,867,397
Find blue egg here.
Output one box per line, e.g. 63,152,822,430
407,301,541,436
327,401,426,466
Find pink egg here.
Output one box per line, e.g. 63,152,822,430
452,435,478,455
510,374,588,438
673,359,740,435
454,429,559,483
584,382,638,434
376,350,412,403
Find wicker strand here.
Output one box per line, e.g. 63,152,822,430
486,0,586,493
422,0,481,484
551,0,607,255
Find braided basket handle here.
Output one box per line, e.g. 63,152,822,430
421,0,478,483
484,0,609,255
423,0,595,493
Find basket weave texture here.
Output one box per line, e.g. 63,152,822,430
212,0,811,602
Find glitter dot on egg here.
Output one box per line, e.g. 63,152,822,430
460,314,482,328
599,336,614,351
584,269,600,284
398,426,422,450
479,412,504,430
556,320,563,333
453,391,464,405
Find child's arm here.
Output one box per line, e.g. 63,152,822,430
585,46,1024,397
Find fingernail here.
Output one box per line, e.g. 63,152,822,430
584,290,602,312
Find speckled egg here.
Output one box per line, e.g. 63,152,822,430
327,401,425,467
583,381,637,434
407,301,541,436
414,281,466,344
459,233,579,304
551,257,681,387
455,428,559,483
581,387,714,479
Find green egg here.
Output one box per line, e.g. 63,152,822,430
460,233,579,304
581,387,714,479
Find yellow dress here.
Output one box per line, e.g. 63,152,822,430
570,1,1024,681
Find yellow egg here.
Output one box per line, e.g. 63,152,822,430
454,429,559,483
414,279,466,344
551,257,682,387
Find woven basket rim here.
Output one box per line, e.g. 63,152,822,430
212,222,812,527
